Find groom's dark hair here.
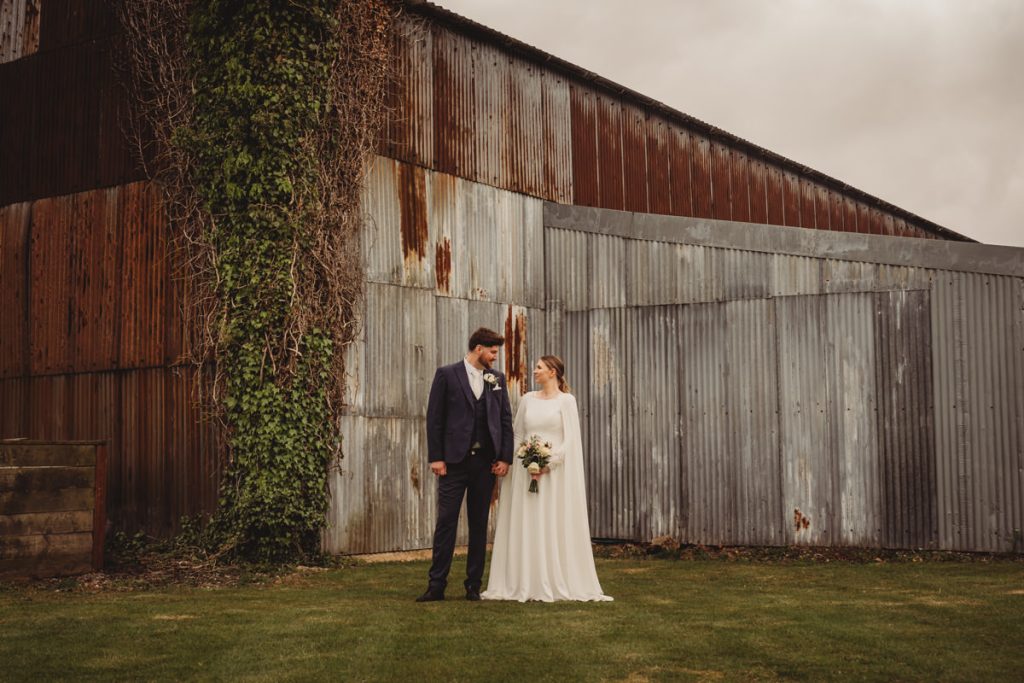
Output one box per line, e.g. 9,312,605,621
468,327,505,350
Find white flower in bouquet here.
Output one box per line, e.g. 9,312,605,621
517,434,552,493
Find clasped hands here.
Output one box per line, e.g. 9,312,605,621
429,460,509,477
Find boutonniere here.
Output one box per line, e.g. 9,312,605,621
483,373,500,391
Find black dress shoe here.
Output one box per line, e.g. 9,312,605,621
465,589,481,601
415,590,444,602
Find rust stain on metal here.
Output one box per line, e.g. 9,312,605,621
410,462,420,492
398,162,428,262
503,305,527,394
434,237,451,293
793,508,811,531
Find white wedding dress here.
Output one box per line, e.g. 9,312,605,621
482,391,612,602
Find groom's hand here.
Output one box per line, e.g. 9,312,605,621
492,461,509,477
430,461,447,477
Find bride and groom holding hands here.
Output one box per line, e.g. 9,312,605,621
416,327,612,603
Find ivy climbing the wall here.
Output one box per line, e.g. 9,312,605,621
118,0,394,562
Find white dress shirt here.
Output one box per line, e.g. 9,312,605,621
464,358,484,399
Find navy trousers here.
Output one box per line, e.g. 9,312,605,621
427,451,495,593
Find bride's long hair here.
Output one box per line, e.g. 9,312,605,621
540,355,571,394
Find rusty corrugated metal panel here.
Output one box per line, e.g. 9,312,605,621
408,1,971,242
875,289,938,548
569,83,599,207
666,125,693,217
645,116,671,215
0,54,33,202
798,178,817,229
0,201,30,378
856,202,871,235
38,0,116,53
471,40,506,188
0,376,28,435
540,69,572,204
729,150,750,223
431,24,476,180
621,103,648,213
28,193,73,374
815,185,831,230
748,159,768,224
762,163,783,225
932,272,1024,552
841,195,857,234
505,52,545,198
595,93,624,211
690,135,712,218
828,189,844,233
0,0,39,63
782,170,801,227
0,40,140,206
382,16,433,166
709,141,731,221
118,182,167,369
70,186,120,372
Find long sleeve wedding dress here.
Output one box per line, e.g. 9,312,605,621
482,392,612,602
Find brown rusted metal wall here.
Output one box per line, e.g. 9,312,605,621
0,183,219,537
385,6,970,242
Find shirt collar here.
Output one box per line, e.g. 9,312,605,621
464,358,482,376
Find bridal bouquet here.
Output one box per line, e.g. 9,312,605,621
516,434,552,493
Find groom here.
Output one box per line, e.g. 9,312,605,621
417,327,514,602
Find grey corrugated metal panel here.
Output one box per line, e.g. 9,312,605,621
930,272,959,549
725,298,783,546
587,308,631,538
546,205,1017,276
776,294,836,545
589,233,628,309
931,272,1024,552
771,254,822,298
362,283,436,418
822,259,876,294
640,306,684,539
875,264,933,292
544,228,588,311
540,69,573,204
0,0,39,63
362,156,405,286
521,196,546,309
825,292,882,547
325,416,436,554
874,289,938,549
718,248,772,301
680,300,728,544
564,309,599,533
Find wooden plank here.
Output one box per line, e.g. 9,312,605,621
0,510,93,536
0,466,95,494
0,531,93,559
0,444,95,467
0,554,93,580
0,486,94,514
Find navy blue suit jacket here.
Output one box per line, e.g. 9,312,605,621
426,361,514,464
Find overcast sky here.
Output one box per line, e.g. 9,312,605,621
437,0,1023,247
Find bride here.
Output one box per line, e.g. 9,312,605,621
482,355,612,602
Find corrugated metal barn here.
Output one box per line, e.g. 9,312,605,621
2,1,1021,553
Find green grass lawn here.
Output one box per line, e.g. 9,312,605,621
2,556,1022,682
